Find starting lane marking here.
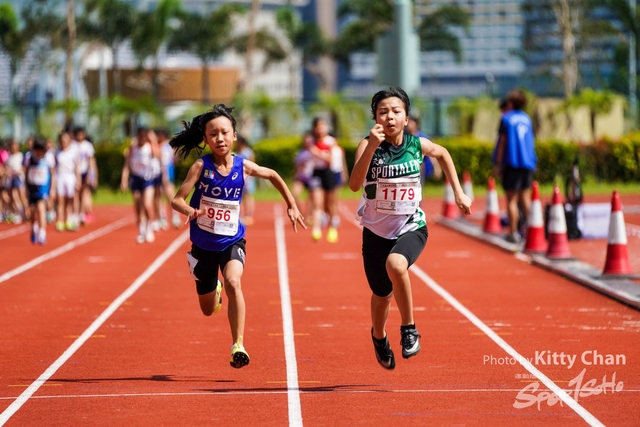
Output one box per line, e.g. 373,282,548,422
0,229,190,426
273,205,303,427
0,225,29,240
339,204,604,427
0,217,132,284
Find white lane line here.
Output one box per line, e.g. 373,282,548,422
0,217,132,284
3,388,638,401
339,204,604,427
0,230,190,426
273,205,303,427
0,225,29,240
409,267,604,426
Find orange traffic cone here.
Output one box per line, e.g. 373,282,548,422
546,186,572,259
483,177,502,233
442,177,458,219
462,171,474,202
524,181,546,253
602,191,634,276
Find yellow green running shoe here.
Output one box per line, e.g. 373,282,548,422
230,342,250,369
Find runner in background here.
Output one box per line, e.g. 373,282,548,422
0,139,8,221
73,127,97,226
150,133,165,232
234,135,256,226
308,117,339,243
44,138,58,223
328,139,349,237
157,128,181,229
25,138,55,245
406,116,441,182
292,134,315,223
120,127,161,244
55,131,80,232
5,138,27,223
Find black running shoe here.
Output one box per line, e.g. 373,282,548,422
400,325,421,359
371,329,395,370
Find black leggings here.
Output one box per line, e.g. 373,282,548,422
362,226,428,297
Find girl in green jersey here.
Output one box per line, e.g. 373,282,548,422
349,87,472,369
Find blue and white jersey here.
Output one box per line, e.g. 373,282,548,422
26,154,52,198
189,154,246,251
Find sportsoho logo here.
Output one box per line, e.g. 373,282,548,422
483,350,626,411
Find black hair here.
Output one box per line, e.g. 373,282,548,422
155,128,169,138
57,131,70,143
73,126,85,135
137,126,149,134
371,87,411,119
32,137,46,151
408,116,420,126
170,104,237,160
311,116,326,128
236,134,249,146
499,98,508,111
507,89,527,110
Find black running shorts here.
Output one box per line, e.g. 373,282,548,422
501,166,534,191
362,226,428,297
189,240,246,295
309,167,337,191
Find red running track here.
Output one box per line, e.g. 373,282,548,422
0,202,638,426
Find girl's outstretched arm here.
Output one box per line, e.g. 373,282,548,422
420,137,472,215
172,159,204,224
243,159,306,232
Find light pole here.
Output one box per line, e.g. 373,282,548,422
376,0,420,96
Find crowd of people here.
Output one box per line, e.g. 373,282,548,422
0,127,98,244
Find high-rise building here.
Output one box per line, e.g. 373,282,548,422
339,0,526,100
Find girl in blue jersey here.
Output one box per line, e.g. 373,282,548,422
349,87,472,370
170,104,306,369
26,138,56,245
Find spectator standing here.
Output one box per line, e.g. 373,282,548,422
492,90,537,243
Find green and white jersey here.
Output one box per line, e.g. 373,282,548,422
356,133,426,239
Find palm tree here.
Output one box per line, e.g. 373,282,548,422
564,88,617,141
446,96,494,136
80,0,136,95
310,92,369,143
334,0,470,64
276,7,328,93
0,3,30,104
167,5,243,104
130,0,182,102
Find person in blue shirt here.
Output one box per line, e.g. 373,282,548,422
25,138,55,244
406,116,441,182
169,104,306,369
492,90,537,243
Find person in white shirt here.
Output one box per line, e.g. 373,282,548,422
73,127,98,225
5,139,28,223
120,127,161,243
55,131,80,231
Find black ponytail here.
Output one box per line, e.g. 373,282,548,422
170,114,205,160
170,104,237,160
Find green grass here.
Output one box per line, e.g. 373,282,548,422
93,179,640,206
94,188,133,205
